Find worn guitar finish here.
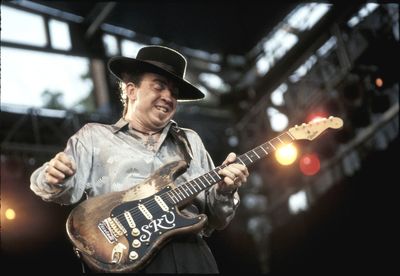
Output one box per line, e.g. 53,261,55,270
66,116,343,273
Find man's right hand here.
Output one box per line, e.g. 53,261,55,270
44,152,76,185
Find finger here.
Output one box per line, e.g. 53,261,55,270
230,163,249,180
223,176,235,186
48,160,75,176
218,179,236,193
222,152,237,165
236,176,247,185
226,164,244,177
50,159,75,176
45,172,64,185
219,164,248,184
218,167,236,180
46,165,67,180
56,153,76,171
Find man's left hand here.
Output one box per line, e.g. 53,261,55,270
217,152,249,194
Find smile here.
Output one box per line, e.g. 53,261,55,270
155,105,169,113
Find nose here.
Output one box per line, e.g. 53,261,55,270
161,88,178,102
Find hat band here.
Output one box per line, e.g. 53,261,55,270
143,60,182,77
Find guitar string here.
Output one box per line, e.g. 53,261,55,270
112,146,270,229
111,132,293,230
114,146,269,223
112,145,271,227
111,157,251,230
106,123,337,236
111,148,264,228
112,164,227,224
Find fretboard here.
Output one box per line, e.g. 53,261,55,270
163,131,295,206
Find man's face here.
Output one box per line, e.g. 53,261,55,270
131,73,178,130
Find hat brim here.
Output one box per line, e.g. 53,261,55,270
108,57,205,101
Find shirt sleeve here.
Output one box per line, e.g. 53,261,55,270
30,125,93,205
185,130,240,236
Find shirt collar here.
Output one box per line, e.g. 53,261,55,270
111,118,129,133
111,118,177,134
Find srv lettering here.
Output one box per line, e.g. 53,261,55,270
139,211,176,242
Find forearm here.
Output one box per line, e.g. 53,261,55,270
202,186,240,236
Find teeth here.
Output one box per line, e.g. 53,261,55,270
156,106,168,113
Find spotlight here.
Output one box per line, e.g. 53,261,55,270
299,153,320,176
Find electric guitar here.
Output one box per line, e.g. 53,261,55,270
66,116,343,272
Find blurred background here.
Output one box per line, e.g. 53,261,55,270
1,1,398,274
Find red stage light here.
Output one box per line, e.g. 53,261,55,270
299,153,320,176
306,111,328,123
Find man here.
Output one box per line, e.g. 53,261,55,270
30,45,249,273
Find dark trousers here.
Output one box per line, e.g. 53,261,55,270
81,234,219,274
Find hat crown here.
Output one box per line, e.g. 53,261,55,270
136,46,186,78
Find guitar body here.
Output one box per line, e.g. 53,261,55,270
66,160,207,273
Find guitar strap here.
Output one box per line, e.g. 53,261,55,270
169,124,193,167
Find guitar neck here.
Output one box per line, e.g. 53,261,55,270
164,131,294,205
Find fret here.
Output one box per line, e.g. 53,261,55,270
258,145,268,155
198,178,208,188
172,189,183,201
168,191,178,203
193,178,205,189
210,170,222,182
201,175,211,185
252,149,260,159
254,146,266,157
205,173,217,185
247,150,260,162
197,177,208,188
270,137,284,149
244,154,253,163
281,132,295,143
286,131,294,140
184,184,195,195
165,192,177,204
236,157,246,166
179,185,190,197
268,141,276,150
189,180,198,192
207,172,217,182
261,143,272,153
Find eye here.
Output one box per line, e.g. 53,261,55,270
153,81,165,91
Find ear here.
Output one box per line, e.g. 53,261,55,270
125,82,138,101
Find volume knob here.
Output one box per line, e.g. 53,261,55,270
132,239,141,248
129,251,138,260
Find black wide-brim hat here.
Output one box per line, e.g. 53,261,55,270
108,45,205,101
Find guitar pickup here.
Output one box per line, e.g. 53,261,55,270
154,195,169,211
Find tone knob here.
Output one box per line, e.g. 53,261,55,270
132,239,141,248
131,228,140,236
129,251,138,260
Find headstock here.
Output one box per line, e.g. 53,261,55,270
288,116,343,141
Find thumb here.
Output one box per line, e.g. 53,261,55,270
222,152,237,165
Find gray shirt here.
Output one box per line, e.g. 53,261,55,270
30,118,239,235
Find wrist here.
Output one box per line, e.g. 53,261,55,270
216,185,237,196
